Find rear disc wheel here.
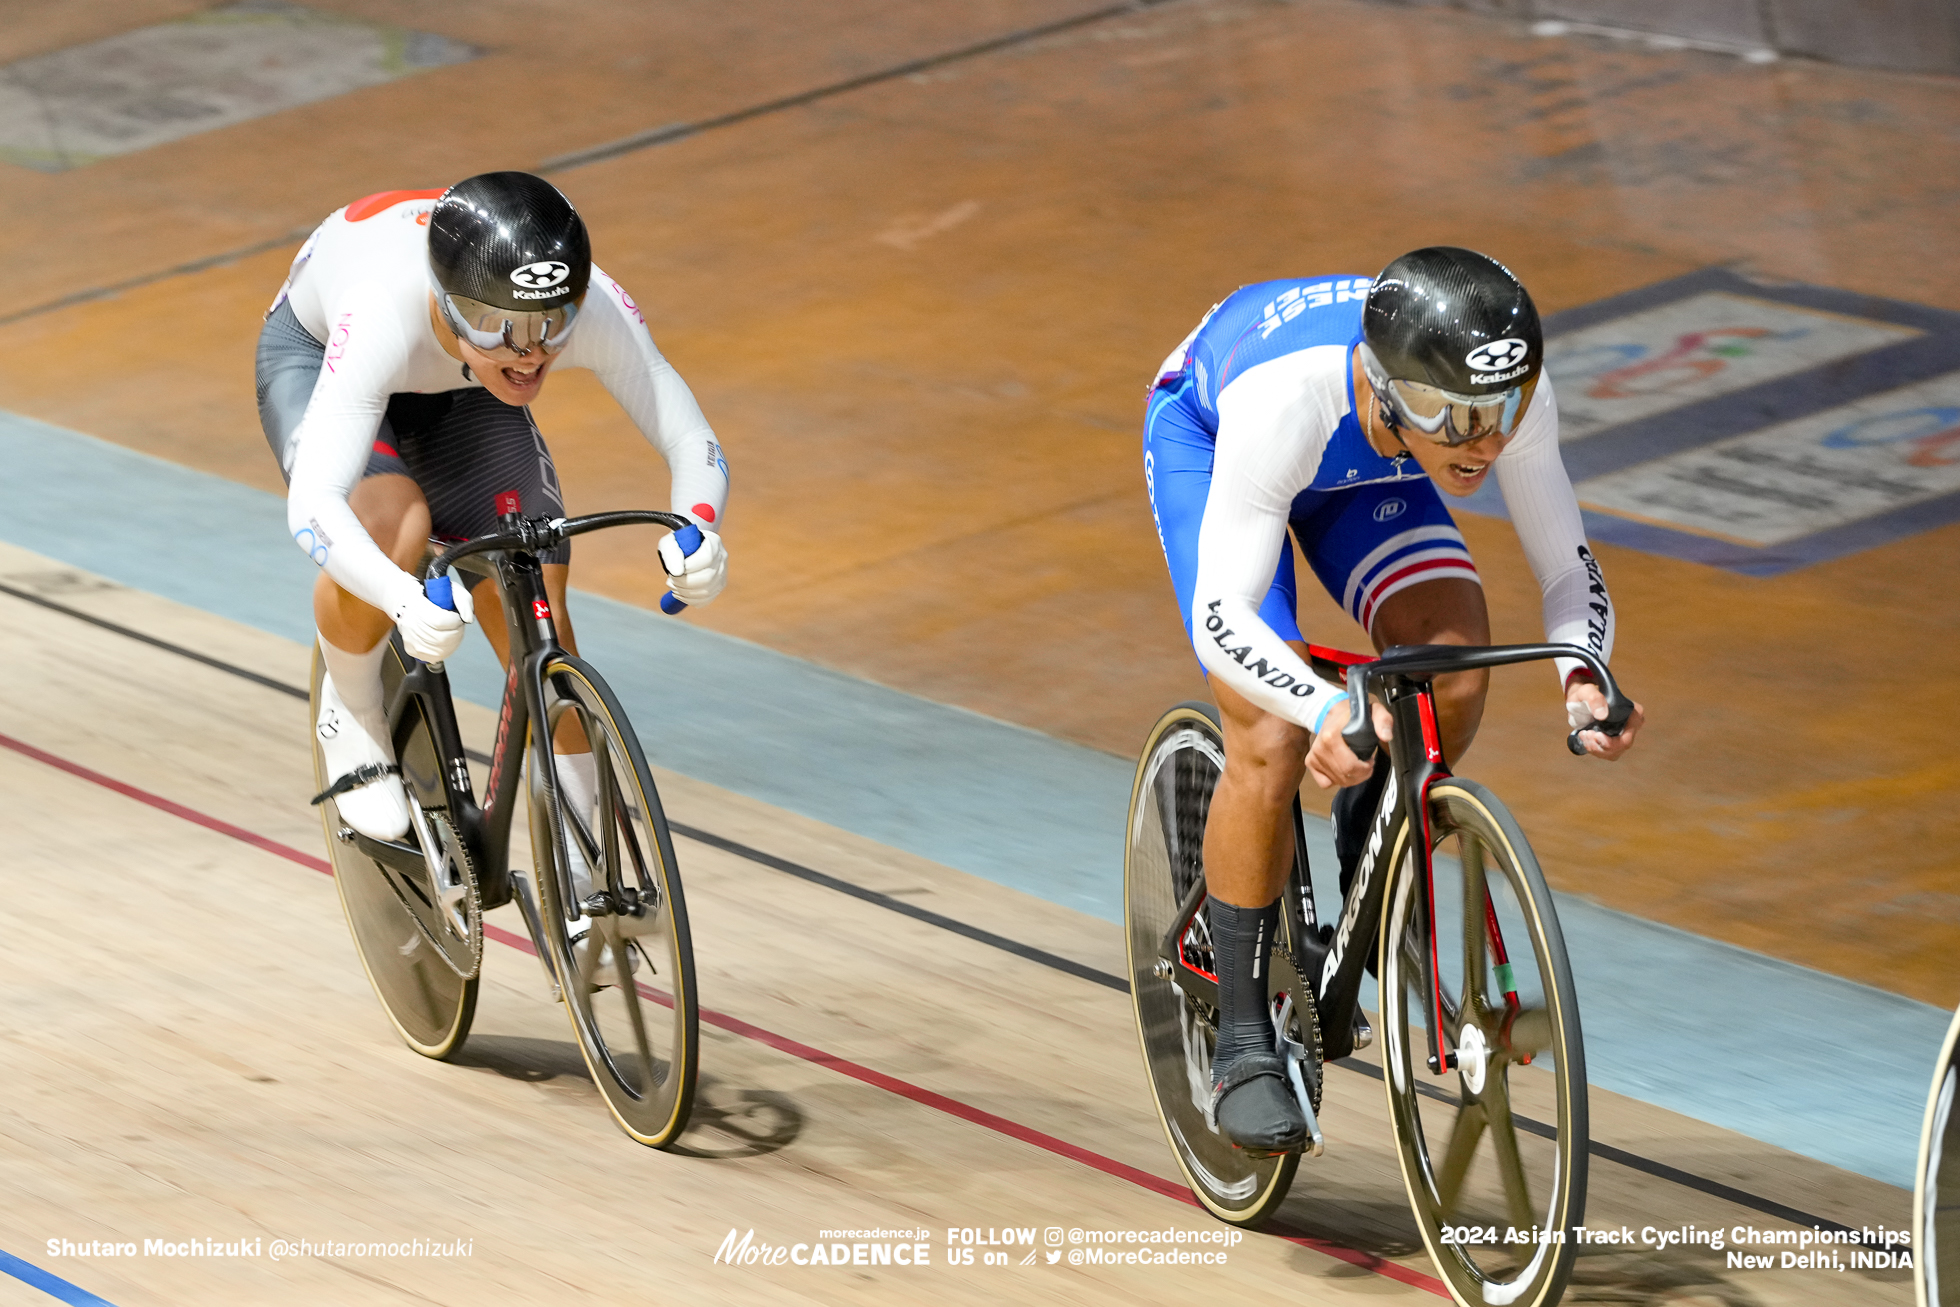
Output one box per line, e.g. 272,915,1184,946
1125,702,1313,1226
311,646,478,1059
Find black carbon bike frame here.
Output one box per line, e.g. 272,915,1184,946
345,509,691,942
1158,641,1633,1070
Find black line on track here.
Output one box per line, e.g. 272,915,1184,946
1332,1058,1892,1248
1,2,1172,331
664,820,1128,991
536,0,1171,174
0,580,309,699
0,578,1899,1237
0,227,313,331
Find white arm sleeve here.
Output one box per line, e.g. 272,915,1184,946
284,285,423,616
1494,377,1616,686
573,270,730,529
1190,354,1353,731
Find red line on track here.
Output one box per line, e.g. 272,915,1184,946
0,729,1447,1298
0,731,334,875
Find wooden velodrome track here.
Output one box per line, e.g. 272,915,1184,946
0,0,1955,1003
0,0,1953,1302
0,538,1916,1303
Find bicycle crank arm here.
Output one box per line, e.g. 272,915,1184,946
1272,993,1325,1158
1282,1040,1324,1158
404,801,464,912
347,828,430,881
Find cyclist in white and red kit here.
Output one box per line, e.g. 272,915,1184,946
255,172,728,883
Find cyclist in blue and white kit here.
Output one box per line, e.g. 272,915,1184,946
1144,247,1646,1154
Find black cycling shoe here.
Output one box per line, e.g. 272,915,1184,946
1210,1052,1306,1155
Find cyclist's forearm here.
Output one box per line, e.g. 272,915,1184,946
286,445,421,617
1540,556,1614,684
1191,478,1346,728
1192,593,1346,730
1494,381,1615,682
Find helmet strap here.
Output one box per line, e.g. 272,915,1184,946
1386,413,1412,459
1378,397,1405,437
1365,389,1410,458
1357,341,1410,454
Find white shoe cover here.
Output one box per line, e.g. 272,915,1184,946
316,671,410,841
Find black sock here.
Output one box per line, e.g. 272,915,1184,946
1209,897,1279,1081
1334,753,1392,902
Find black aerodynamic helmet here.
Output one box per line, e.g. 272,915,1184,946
429,171,591,355
1358,247,1543,445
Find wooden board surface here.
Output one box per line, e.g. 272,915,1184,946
0,539,1915,1305
0,0,1955,1002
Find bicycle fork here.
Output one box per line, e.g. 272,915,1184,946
1356,680,1529,1079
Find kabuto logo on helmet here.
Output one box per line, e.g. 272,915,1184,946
1465,338,1528,372
510,261,571,290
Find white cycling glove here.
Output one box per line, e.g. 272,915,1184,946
387,573,475,662
657,529,728,607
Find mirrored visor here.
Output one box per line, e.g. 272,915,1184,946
438,290,582,357
1384,374,1537,446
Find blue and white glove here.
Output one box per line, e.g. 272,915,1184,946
657,527,728,608
390,573,475,662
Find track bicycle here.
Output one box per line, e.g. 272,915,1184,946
308,508,702,1148
1915,1003,1960,1305
1125,641,1633,1307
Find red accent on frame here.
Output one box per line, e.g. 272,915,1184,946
1482,890,1529,1063
532,599,551,620
495,490,522,516
344,188,445,222
484,657,521,811
691,502,717,524
1417,693,1444,764
1420,771,1452,1074
1306,643,1371,668
371,439,399,459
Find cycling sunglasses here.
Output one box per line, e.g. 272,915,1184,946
1383,375,1537,446
436,287,582,357
1360,345,1537,447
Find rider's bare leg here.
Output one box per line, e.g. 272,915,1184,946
1204,658,1313,911
1202,646,1315,1150
1332,577,1492,898
310,475,429,838
1369,577,1489,762
1205,578,1492,909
